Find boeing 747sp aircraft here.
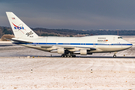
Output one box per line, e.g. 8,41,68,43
6,12,132,57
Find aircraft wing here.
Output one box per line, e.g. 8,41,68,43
10,38,32,44
41,46,53,48
64,46,96,50
57,45,96,51
40,45,96,51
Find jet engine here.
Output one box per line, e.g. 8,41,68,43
57,48,65,54
80,49,87,55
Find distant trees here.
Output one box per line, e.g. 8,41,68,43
41,33,58,36
0,26,135,38
1,34,14,41
0,27,13,37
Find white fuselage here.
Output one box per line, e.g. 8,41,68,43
14,35,132,53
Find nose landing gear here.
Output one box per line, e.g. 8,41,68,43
113,52,117,57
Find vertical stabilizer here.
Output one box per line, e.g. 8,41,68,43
6,12,38,38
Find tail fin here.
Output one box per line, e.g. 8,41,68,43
6,12,38,38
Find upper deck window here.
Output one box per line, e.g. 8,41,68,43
118,37,122,39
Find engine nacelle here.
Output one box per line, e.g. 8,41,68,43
80,49,87,55
57,48,65,54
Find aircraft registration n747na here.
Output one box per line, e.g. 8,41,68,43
6,12,132,57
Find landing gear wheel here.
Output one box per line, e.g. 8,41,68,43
72,55,76,57
67,53,70,58
113,52,117,58
113,54,117,58
61,54,65,57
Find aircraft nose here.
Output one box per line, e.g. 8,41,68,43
127,42,133,48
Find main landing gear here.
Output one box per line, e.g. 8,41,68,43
61,54,76,57
61,50,76,57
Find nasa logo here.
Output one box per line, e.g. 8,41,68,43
14,27,24,29
12,23,24,30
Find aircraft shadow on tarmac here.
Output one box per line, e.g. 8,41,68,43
19,55,135,58
0,45,13,47
52,56,135,58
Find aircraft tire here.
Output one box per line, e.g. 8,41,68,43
113,55,117,58
61,54,76,58
72,55,76,57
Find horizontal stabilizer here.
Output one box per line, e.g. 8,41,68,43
11,38,32,44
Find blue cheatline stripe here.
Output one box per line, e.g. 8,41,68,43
23,43,132,46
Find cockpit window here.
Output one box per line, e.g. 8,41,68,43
118,37,122,39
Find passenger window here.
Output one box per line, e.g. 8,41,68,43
98,37,106,39
118,37,122,39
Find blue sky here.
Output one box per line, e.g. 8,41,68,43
1,0,135,30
